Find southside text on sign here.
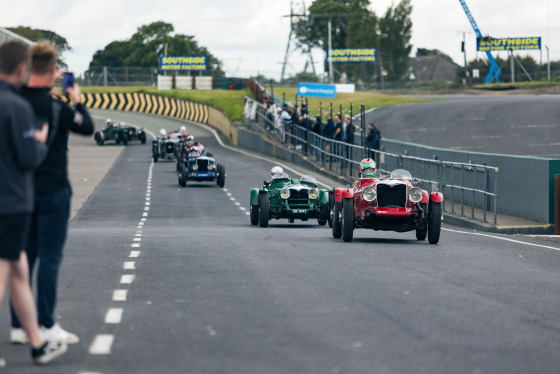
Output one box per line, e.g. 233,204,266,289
477,37,541,51
159,56,207,71
326,49,377,63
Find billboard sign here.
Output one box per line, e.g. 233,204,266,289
477,37,541,51
297,82,336,98
326,48,377,63
159,56,207,71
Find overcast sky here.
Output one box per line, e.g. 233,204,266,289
2,0,558,80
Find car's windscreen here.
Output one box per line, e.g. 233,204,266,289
390,169,412,180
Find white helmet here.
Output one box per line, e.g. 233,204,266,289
106,119,111,124
159,129,167,137
189,146,200,155
179,126,187,132
270,166,284,179
186,135,194,146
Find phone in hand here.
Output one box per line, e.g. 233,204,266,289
62,72,74,95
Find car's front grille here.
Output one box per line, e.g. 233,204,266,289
165,143,175,153
197,159,209,172
288,189,308,206
377,184,407,207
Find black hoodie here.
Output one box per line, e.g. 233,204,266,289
19,86,94,195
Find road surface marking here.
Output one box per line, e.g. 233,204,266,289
105,308,123,324
235,202,240,206
143,212,148,217
89,334,114,355
442,228,560,251
230,197,235,201
129,250,140,258
240,207,246,211
131,243,140,247
124,261,135,270
133,238,141,242
112,290,127,301
120,274,135,284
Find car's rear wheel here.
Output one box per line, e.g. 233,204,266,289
250,202,259,226
342,197,354,242
318,219,327,226
258,193,269,227
416,203,428,241
121,135,128,146
217,164,225,188
139,132,146,144
179,163,187,187
428,201,442,244
332,201,342,238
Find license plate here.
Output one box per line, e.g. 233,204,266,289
293,209,307,214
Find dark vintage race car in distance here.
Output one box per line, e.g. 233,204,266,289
250,174,330,227
178,148,225,188
332,169,443,243
152,131,183,163
95,120,146,146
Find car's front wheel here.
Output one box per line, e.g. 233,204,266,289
94,131,104,146
332,201,342,238
328,193,334,228
179,163,187,188
428,201,442,244
217,164,225,188
342,197,354,242
250,202,259,226
416,202,428,241
258,193,269,227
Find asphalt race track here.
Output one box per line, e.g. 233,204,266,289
2,109,560,374
367,95,560,158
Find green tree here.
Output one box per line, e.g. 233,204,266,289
89,21,223,76
379,0,413,82
7,26,71,67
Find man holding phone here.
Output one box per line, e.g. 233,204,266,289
10,42,94,345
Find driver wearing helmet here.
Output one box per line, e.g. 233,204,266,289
159,129,167,138
360,158,377,178
189,146,200,156
179,126,187,133
106,118,112,128
270,166,284,179
186,135,195,146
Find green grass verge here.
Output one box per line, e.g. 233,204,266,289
272,87,432,116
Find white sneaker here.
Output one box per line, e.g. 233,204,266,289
41,323,79,344
32,340,67,365
10,328,30,344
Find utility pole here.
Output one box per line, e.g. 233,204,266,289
510,49,515,83
545,45,550,82
328,20,333,84
462,32,468,85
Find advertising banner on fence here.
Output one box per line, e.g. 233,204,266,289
159,56,207,71
326,48,377,63
297,82,336,98
477,37,541,51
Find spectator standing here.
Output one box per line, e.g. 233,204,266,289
332,115,343,158
264,101,274,132
0,41,67,365
366,122,382,163
323,113,335,158
9,42,94,346
345,115,355,160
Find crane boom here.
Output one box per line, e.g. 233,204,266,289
458,0,501,83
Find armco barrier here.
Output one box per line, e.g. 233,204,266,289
79,92,238,146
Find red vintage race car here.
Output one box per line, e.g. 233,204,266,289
332,168,443,243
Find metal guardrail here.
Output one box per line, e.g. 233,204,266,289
245,99,499,225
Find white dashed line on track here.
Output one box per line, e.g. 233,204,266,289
89,334,114,355
112,290,127,302
129,251,140,258
124,261,135,270
105,308,123,324
120,274,135,284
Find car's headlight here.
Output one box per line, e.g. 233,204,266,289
362,186,377,202
192,164,199,171
208,164,214,170
408,187,423,203
309,188,319,199
280,188,290,199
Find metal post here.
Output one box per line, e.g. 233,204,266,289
546,45,550,82
510,49,515,83
461,165,464,217
328,20,333,84
103,66,108,87
554,174,560,235
493,171,498,226
471,165,475,220
463,32,468,85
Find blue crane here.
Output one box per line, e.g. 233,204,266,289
458,0,501,83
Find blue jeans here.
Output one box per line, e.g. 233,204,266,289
11,186,71,329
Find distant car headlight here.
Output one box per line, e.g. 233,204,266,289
280,188,290,199
362,186,377,202
409,187,423,203
309,188,319,199
192,164,199,171
208,164,215,170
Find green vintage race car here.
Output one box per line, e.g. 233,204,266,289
94,119,147,146
250,170,330,227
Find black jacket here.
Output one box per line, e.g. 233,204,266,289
0,81,43,214
346,123,355,144
324,119,335,138
19,86,94,195
366,127,381,149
